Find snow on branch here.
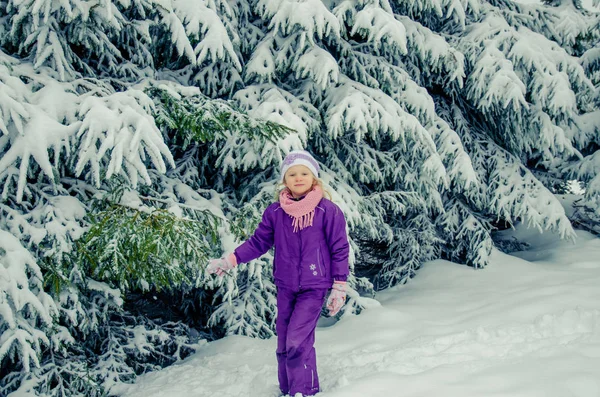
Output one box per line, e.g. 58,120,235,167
489,0,592,51
550,2,591,49
30,27,74,81
187,83,317,176
443,0,470,29
439,197,492,269
323,77,427,145
395,0,445,19
390,75,436,124
323,77,450,191
0,110,76,203
398,15,465,87
209,256,277,338
75,89,175,188
234,84,320,142
150,83,292,147
563,145,600,214
581,46,600,75
0,231,57,372
466,46,527,113
272,31,315,74
526,108,578,159
161,11,196,65
245,37,276,83
0,58,29,137
570,110,600,150
508,28,591,118
9,0,123,79
580,172,600,215
337,47,437,124
77,202,219,291
393,0,481,32
464,15,593,120
171,0,242,69
486,144,575,240
292,45,340,90
256,0,341,42
337,139,397,184
350,5,408,55
0,60,178,203
428,117,478,192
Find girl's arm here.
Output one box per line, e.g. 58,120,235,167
325,205,350,281
233,206,276,264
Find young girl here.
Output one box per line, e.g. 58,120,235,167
207,150,349,397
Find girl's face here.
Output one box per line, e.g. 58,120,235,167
284,165,316,198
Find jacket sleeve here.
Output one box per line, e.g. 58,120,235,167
324,204,350,281
233,206,275,264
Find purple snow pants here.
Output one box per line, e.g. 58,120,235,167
276,287,328,397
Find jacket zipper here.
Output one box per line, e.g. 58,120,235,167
298,229,303,290
317,247,324,276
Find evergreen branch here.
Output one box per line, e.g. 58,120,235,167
147,87,293,150
76,204,220,292
138,195,226,216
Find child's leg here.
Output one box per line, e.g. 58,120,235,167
276,287,296,395
285,288,328,396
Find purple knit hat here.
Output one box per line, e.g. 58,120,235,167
280,150,320,182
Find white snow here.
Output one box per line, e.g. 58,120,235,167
351,5,407,54
258,0,341,40
114,222,600,397
294,46,339,90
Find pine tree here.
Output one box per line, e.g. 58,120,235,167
1,0,599,394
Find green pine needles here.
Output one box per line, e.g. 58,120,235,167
149,87,293,150
77,204,220,291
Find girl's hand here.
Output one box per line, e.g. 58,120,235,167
207,253,237,277
327,281,347,316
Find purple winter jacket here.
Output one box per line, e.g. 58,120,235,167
233,198,350,290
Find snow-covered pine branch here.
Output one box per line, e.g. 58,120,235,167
488,0,595,54
465,45,528,113
75,89,175,188
391,0,481,31
0,108,76,203
215,84,320,175
293,45,340,90
350,3,408,56
460,13,591,161
0,59,177,203
447,102,576,240
0,231,57,372
336,45,436,123
427,116,478,193
437,195,493,268
398,15,466,89
172,0,241,69
256,0,341,42
208,256,277,338
376,214,441,289
487,146,575,239
245,37,277,83
323,76,425,143
563,148,600,213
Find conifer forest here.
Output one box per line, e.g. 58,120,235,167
0,0,599,395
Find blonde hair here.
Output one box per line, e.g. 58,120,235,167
275,176,332,201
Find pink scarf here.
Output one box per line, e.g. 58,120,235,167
279,185,323,232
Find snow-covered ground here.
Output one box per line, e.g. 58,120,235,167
115,222,600,397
